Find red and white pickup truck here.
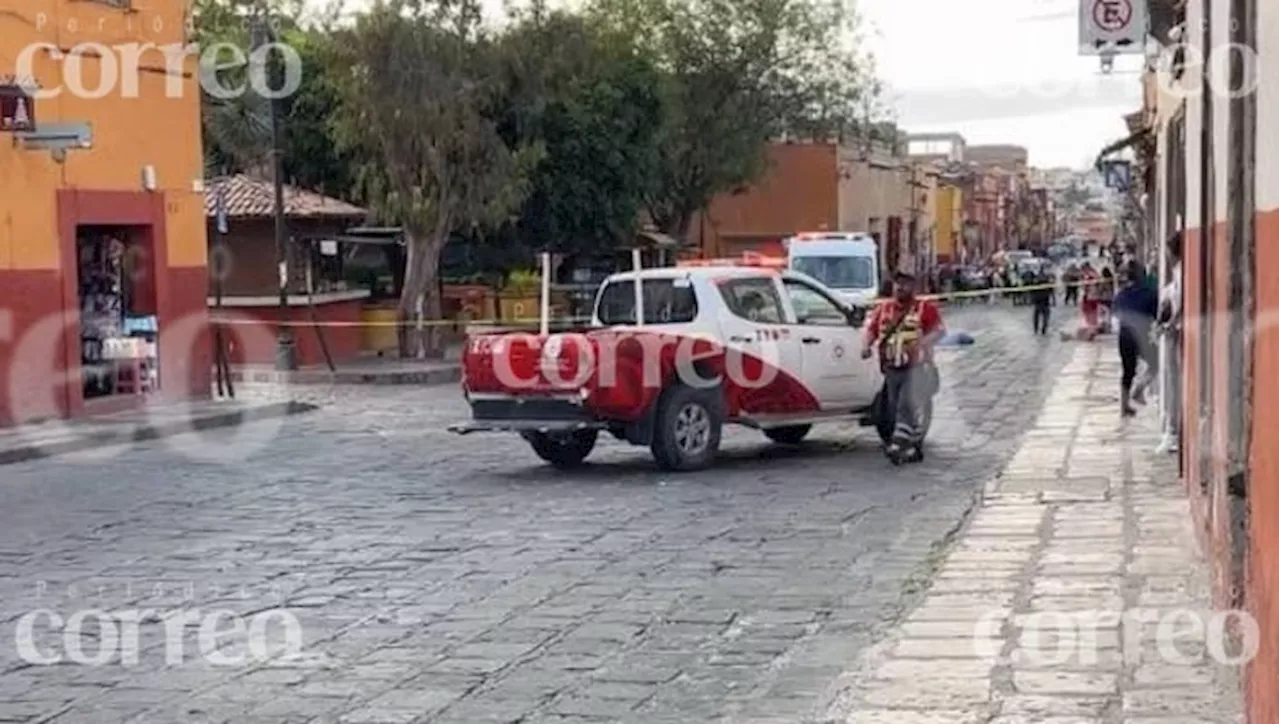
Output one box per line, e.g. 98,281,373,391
449,261,931,470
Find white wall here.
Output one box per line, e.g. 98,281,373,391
1258,0,1279,212
1182,0,1264,222
1211,0,1231,226
1183,0,1205,231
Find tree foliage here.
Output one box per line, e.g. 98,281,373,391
493,8,664,259
194,0,882,345
590,0,880,236
332,0,539,356
195,0,352,193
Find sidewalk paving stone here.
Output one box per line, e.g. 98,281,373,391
826,342,1243,724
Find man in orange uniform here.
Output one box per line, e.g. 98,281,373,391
861,271,945,464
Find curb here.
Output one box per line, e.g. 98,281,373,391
230,366,461,387
0,400,319,467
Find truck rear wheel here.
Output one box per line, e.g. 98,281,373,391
650,384,722,471
764,425,812,445
524,429,598,469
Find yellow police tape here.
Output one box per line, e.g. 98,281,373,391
920,277,1103,301
208,280,1104,329
209,315,592,328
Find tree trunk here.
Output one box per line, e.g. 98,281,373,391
398,231,446,359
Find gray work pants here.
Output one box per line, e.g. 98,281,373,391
883,364,934,447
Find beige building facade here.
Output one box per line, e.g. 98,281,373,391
696,142,939,277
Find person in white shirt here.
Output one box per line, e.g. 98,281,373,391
1153,233,1183,454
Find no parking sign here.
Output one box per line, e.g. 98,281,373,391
1079,0,1146,55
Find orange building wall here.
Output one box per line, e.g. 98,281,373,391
1247,208,1277,724
695,143,839,256
0,1,210,424
1179,0,1277,718
1245,0,1278,718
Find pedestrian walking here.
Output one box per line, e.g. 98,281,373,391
1030,270,1054,335
1063,264,1081,305
1112,261,1159,418
1080,262,1101,332
862,271,944,464
1098,267,1116,333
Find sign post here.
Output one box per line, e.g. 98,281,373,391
212,186,235,398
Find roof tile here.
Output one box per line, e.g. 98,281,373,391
205,174,367,220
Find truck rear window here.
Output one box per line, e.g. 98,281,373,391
596,279,698,325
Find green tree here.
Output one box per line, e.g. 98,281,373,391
493,9,664,260
195,0,354,197
279,28,355,197
333,0,539,357
591,0,880,237
195,0,286,175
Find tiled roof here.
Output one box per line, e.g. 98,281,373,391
205,174,367,220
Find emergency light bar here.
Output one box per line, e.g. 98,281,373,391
789,232,873,242
677,252,787,269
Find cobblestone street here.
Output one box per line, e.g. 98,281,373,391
0,308,1092,724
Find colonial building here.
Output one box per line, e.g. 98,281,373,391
691,141,937,277
0,0,209,424
1117,0,1277,721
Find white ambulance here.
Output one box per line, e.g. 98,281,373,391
783,232,881,308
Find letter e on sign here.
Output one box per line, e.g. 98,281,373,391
1079,0,1144,55
1094,0,1132,31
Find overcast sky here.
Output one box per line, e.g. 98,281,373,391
321,0,1143,169
860,0,1142,168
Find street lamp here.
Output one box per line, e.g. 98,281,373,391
252,13,297,371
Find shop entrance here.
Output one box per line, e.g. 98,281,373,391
76,226,160,401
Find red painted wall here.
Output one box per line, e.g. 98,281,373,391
216,300,365,368
1246,208,1278,724
0,190,211,427
0,270,66,425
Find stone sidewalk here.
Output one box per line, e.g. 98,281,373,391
823,341,1243,724
0,399,316,465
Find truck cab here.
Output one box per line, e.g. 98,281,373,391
450,257,916,472
784,232,880,308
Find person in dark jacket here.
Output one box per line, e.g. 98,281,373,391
1030,270,1054,335
1112,261,1160,417
1062,264,1081,305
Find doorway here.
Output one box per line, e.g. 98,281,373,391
76,226,160,400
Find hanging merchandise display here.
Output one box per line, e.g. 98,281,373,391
79,234,126,398
77,232,159,399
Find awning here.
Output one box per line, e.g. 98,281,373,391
622,230,696,250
